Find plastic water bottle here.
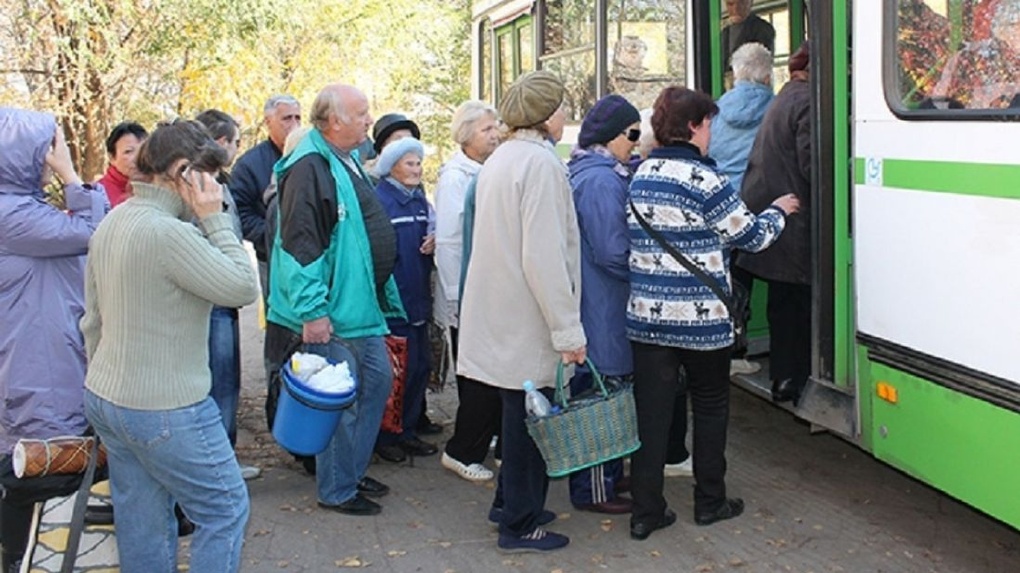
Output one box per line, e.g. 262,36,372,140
522,380,552,418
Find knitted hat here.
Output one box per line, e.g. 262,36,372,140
498,71,565,129
372,113,421,154
372,137,425,178
788,41,810,72
577,95,641,148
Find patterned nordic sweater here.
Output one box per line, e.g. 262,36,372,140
627,142,786,350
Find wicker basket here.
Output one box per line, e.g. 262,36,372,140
525,360,640,477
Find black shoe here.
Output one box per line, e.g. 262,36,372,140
630,508,676,540
416,418,443,435
357,477,390,498
375,443,407,463
771,378,803,403
318,494,382,516
298,455,317,475
695,498,745,526
399,437,439,457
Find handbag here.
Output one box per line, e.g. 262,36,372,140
525,359,641,478
380,335,408,434
630,199,749,347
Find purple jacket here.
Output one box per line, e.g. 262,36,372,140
0,108,109,454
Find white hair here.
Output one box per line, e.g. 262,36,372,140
451,100,498,146
637,108,657,159
731,42,773,85
263,94,299,115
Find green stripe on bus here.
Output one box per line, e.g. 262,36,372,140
853,157,1020,199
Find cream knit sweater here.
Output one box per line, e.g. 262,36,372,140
81,182,259,410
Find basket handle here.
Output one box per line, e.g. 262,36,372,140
554,358,607,409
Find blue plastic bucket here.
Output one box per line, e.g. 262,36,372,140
272,362,357,456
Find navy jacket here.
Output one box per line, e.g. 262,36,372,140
568,150,633,376
228,139,281,261
375,177,433,325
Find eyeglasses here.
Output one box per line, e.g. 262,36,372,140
625,128,641,142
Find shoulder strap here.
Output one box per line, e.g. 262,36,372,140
60,437,100,573
629,198,736,317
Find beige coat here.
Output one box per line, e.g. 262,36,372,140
458,130,586,390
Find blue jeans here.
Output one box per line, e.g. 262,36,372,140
304,336,391,505
84,391,249,573
208,306,240,445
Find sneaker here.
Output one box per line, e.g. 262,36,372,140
497,527,569,553
441,452,494,482
730,358,761,376
239,464,261,480
663,457,693,478
488,506,556,526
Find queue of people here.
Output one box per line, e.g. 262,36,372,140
0,38,813,567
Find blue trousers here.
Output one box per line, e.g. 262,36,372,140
85,391,248,573
304,336,391,505
377,322,431,445
208,306,240,445
492,387,552,537
567,371,625,505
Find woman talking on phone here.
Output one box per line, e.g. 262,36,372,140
80,120,259,573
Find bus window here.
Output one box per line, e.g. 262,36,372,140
498,30,515,98
606,0,687,111
720,1,793,91
541,0,597,122
893,0,1020,112
519,21,535,74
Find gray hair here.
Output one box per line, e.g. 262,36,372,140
451,100,498,146
310,88,343,130
731,42,773,85
637,108,657,159
264,94,299,115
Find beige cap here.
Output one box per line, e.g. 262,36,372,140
498,70,565,129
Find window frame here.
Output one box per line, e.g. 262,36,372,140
883,0,1020,121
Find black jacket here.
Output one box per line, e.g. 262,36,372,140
228,139,281,261
722,13,776,69
737,77,811,285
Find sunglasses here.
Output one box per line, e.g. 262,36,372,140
625,128,641,142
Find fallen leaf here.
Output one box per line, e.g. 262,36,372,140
335,556,369,567
649,550,662,557
600,519,613,532
438,541,452,548
387,550,407,557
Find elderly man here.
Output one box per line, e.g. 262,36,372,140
721,0,775,71
265,84,404,516
228,94,301,291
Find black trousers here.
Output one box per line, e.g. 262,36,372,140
630,342,732,524
443,327,502,464
665,383,690,464
492,388,551,537
765,280,812,383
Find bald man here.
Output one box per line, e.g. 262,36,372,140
265,84,405,516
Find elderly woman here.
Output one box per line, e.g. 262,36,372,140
435,100,503,482
371,137,439,461
0,108,109,572
81,120,259,572
738,41,813,404
627,87,798,540
459,70,585,553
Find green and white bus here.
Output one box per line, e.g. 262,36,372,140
471,0,1020,530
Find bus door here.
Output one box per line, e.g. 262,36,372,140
692,1,857,438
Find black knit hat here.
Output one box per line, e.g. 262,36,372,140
577,95,641,148
372,113,421,154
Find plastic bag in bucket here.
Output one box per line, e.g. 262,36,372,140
272,358,357,456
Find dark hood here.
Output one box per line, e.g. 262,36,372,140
0,107,55,195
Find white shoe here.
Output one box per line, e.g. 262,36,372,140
730,358,761,376
240,464,262,480
441,452,494,482
663,457,693,478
